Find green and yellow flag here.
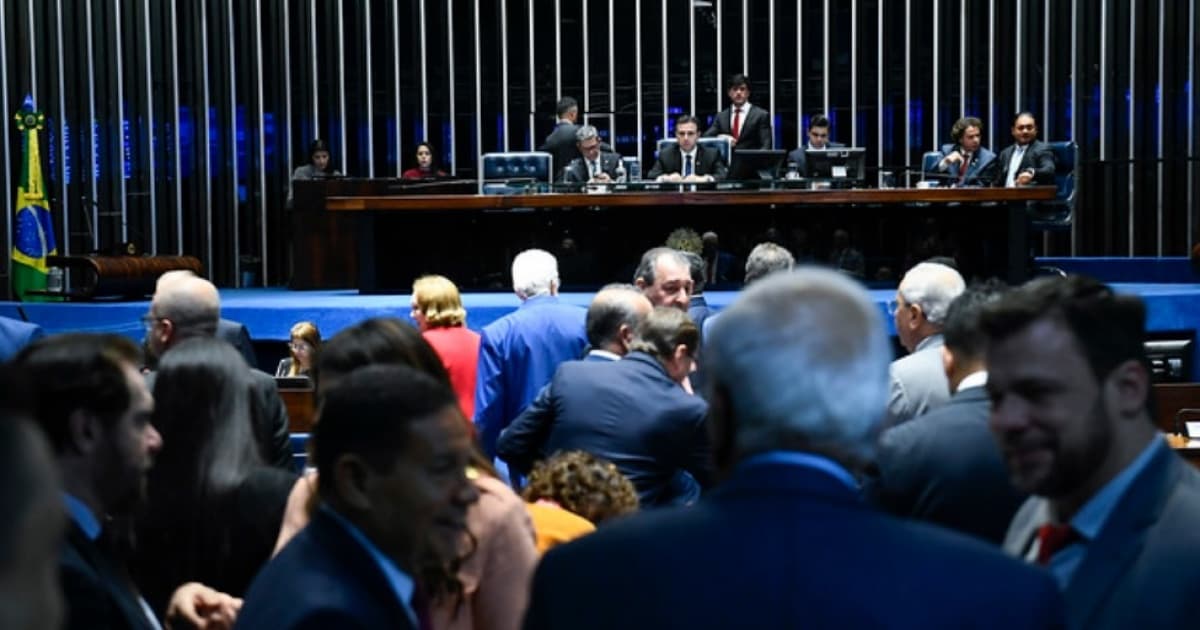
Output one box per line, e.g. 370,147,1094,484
11,95,57,301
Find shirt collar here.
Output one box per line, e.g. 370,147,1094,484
681,147,697,158
914,333,944,353
733,102,752,113
64,493,102,541
587,349,622,362
321,505,418,626
738,450,859,492
1062,437,1165,541
956,370,988,392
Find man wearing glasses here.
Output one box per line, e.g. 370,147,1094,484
886,261,965,427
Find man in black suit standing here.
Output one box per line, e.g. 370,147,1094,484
786,114,845,176
523,269,1065,630
865,282,1026,544
238,365,480,629
538,97,581,175
704,73,772,151
559,125,624,184
648,115,728,182
15,334,163,630
992,111,1056,187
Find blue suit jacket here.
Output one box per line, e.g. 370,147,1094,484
0,315,44,362
1003,441,1200,630
864,385,1027,544
60,524,157,630
236,509,415,630
474,295,588,457
934,143,998,186
525,457,1065,630
498,352,711,508
787,140,846,177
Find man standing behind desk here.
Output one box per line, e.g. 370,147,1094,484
649,115,728,182
993,111,1055,187
703,73,772,151
786,114,844,177
539,97,581,175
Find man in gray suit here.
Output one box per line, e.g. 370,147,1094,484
885,261,965,426
558,125,623,184
984,275,1200,630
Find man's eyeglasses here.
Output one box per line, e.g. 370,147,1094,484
140,314,165,331
289,341,313,353
887,299,902,317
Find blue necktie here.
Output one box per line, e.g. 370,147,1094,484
684,154,693,177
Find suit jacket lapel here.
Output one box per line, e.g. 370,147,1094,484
66,524,156,630
1063,444,1181,627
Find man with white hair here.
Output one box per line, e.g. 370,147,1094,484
523,268,1064,629
475,249,587,458
885,261,966,426
144,270,292,469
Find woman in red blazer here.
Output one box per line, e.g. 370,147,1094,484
412,274,480,420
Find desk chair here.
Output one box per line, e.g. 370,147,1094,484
479,151,554,195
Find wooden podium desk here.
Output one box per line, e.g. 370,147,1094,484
295,181,1055,292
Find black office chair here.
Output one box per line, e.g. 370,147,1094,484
1030,140,1078,277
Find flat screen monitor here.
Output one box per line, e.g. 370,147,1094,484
805,147,867,181
729,149,787,181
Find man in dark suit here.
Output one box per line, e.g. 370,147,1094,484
499,307,710,508
786,114,845,176
498,284,652,476
216,317,258,370
703,73,772,151
237,365,479,629
648,115,728,182
538,97,581,175
992,111,1056,187
984,275,1200,630
524,269,1065,630
145,271,292,469
558,124,624,184
933,116,999,186
865,282,1026,544
0,314,43,362
14,334,163,630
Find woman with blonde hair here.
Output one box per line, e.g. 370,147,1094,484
412,275,481,419
276,321,321,377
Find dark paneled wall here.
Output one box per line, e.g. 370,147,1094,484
2,0,1198,291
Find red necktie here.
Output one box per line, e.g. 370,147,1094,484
958,153,971,184
732,107,741,138
1035,523,1079,565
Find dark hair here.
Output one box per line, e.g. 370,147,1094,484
726,73,750,90
682,251,706,293
555,97,578,117
979,275,1146,382
309,138,330,157
585,287,646,349
522,451,638,524
134,337,265,611
633,247,689,287
630,307,699,359
13,334,141,454
676,114,701,130
1012,111,1037,126
809,115,831,130
414,142,437,168
951,116,983,143
314,318,450,394
942,280,1008,361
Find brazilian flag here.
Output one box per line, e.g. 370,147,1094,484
11,95,57,301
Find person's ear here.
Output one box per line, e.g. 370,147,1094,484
618,324,635,352
1106,359,1150,419
941,345,955,380
634,277,648,291
157,318,176,347
907,303,926,329
333,454,373,512
67,409,101,456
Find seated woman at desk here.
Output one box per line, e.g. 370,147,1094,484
276,321,321,378
287,139,340,205
401,141,448,179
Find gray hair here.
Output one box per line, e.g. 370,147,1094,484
706,268,892,463
898,262,966,326
153,271,220,339
633,247,690,287
511,249,560,299
743,242,795,284
575,125,600,144
586,286,651,349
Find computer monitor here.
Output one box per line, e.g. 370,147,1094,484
804,147,867,182
729,149,787,181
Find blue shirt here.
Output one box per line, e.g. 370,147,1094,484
739,450,860,492
321,505,419,628
1042,437,1166,588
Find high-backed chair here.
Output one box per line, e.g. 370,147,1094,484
1033,140,1077,230
921,150,944,182
479,151,554,194
655,137,732,165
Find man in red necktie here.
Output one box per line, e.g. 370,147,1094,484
983,275,1200,630
703,73,772,151
935,116,997,186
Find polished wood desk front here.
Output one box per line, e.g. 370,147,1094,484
324,186,1056,212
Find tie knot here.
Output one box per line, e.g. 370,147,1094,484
1036,522,1079,565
